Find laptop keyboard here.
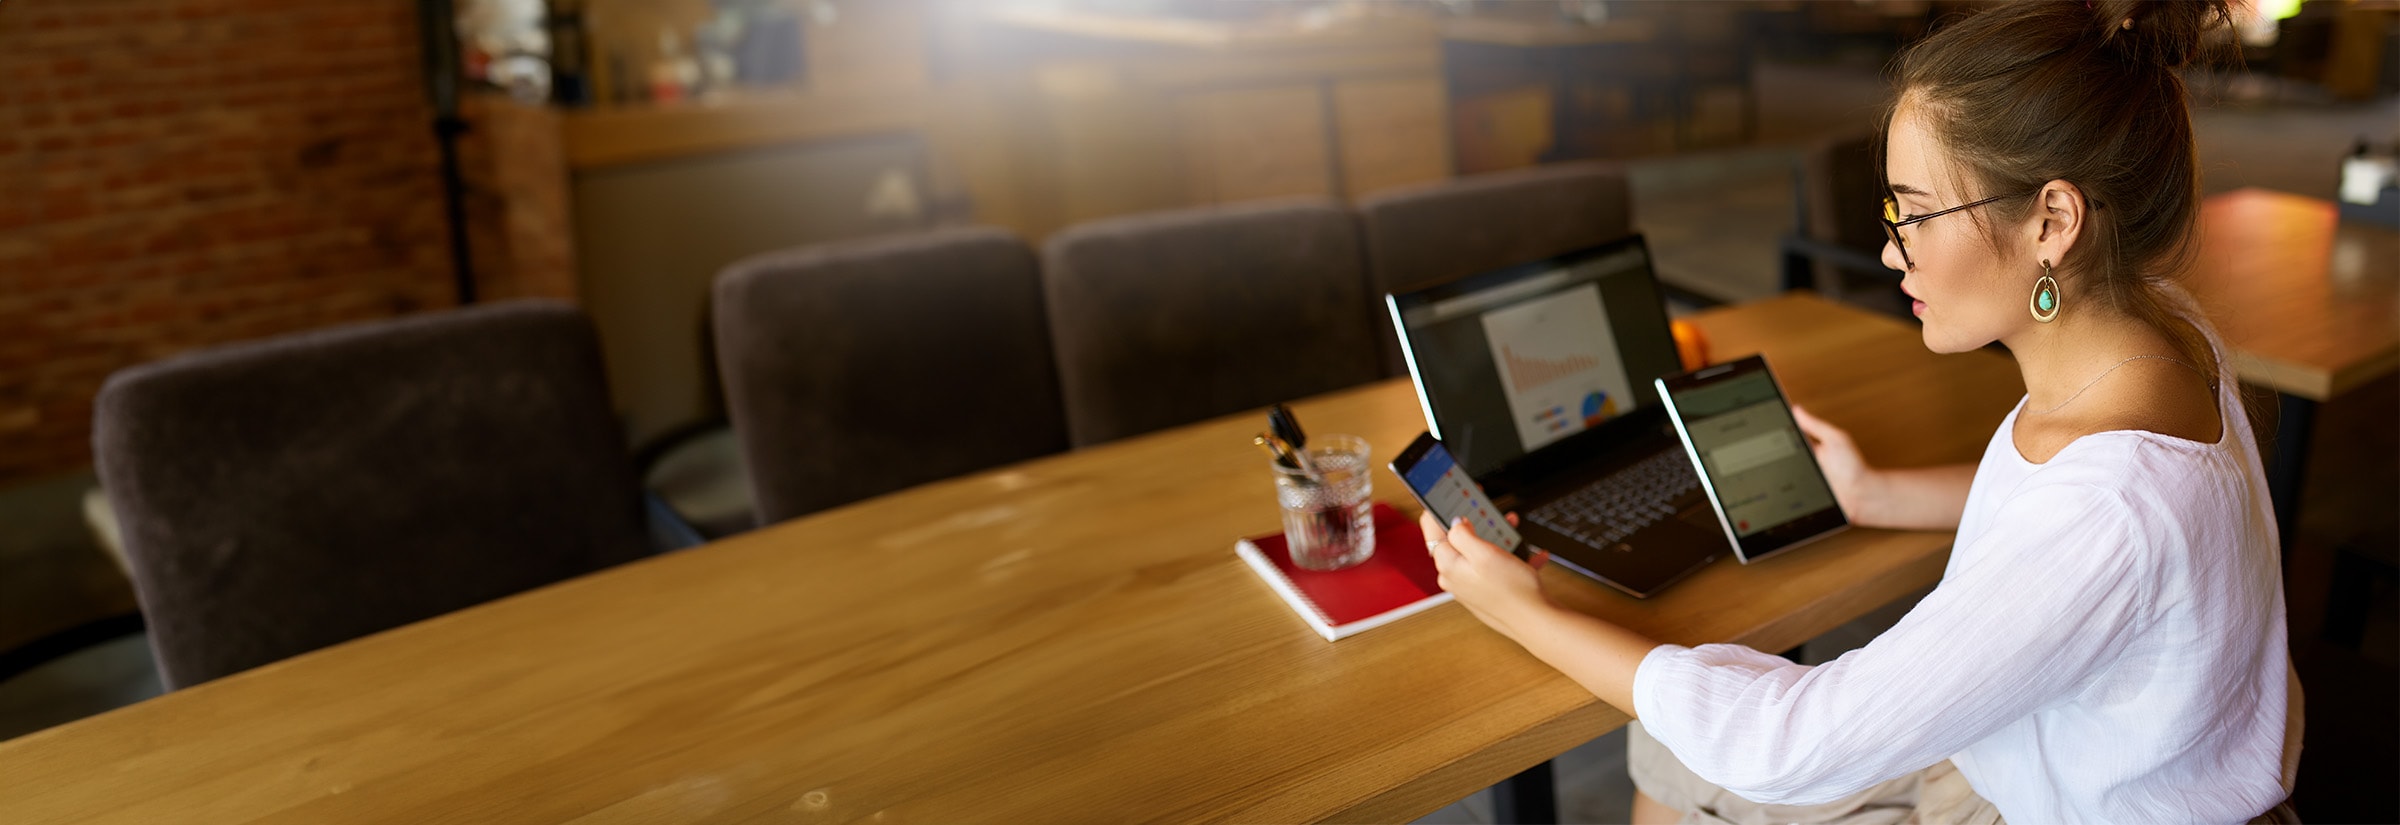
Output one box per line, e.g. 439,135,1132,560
1527,450,1701,547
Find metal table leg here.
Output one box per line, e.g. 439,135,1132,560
2267,392,2318,566
1493,759,1558,824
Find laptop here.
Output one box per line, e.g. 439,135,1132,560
1385,234,1727,598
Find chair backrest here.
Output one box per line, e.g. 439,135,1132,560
1796,130,1887,257
1356,162,1635,376
1780,129,1910,309
714,227,1070,525
93,301,650,689
1042,200,1381,447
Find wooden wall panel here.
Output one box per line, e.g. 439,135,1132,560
1334,75,1451,198
1174,84,1333,205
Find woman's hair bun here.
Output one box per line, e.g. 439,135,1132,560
2090,0,2234,70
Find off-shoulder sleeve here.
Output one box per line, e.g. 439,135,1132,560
1630,480,2158,805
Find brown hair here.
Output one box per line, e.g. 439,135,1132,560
1890,0,2232,363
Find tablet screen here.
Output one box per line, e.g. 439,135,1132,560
1656,356,1846,562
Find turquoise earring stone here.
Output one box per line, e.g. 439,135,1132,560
2032,263,2059,322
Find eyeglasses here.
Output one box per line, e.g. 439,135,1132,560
1879,191,2032,270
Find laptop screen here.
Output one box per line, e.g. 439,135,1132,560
1387,236,1683,479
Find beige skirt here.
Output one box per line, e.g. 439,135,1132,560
1627,722,2300,825
1628,720,1999,825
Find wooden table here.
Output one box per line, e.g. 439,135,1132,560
0,295,2024,824
2184,188,2400,549
2189,188,2399,402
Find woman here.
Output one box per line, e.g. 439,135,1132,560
1420,2,2297,822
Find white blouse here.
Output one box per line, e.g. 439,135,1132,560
1631,354,2292,823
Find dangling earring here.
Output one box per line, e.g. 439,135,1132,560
2030,259,2060,323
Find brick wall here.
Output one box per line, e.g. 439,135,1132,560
0,0,457,485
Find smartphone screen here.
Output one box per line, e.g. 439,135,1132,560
1390,433,1523,555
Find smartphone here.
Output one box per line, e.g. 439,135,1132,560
1390,432,1524,555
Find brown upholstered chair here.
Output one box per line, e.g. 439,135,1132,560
92,301,651,689
1357,162,1637,376
1778,130,1907,315
1041,200,1382,447
713,227,1070,526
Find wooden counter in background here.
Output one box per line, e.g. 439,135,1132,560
558,87,938,172
467,6,1461,445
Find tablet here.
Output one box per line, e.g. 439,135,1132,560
1653,355,1847,563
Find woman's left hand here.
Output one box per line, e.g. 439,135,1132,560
1420,510,1553,644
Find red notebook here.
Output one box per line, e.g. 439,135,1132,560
1235,502,1453,641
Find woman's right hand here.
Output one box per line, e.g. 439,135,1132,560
1791,404,1882,526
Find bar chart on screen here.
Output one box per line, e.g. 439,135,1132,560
1480,283,1632,453
1500,346,1602,392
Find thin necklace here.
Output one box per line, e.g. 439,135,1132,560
2026,354,2217,416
